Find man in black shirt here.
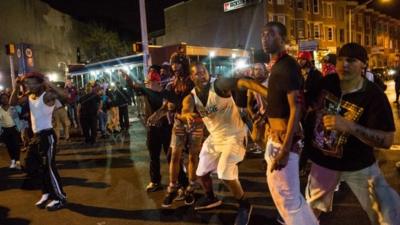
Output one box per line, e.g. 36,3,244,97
261,22,318,225
305,43,400,224
77,84,101,145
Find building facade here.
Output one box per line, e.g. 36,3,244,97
266,0,400,67
158,0,400,68
0,0,84,87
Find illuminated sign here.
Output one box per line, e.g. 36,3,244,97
224,0,247,12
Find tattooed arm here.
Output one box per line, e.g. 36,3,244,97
323,115,394,149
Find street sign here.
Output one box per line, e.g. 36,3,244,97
223,0,247,12
299,40,319,51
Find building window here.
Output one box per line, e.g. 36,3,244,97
314,24,320,39
307,23,311,38
339,29,345,42
365,35,370,46
306,0,310,12
357,14,362,27
357,34,362,44
326,3,333,18
277,0,284,5
327,27,334,41
297,20,305,39
313,0,319,14
277,15,286,25
296,0,304,9
268,14,274,22
365,16,370,29
338,7,345,21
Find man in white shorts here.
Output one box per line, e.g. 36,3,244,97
179,63,267,225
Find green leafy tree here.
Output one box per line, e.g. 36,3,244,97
79,23,130,63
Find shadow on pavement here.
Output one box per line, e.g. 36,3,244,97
66,202,278,225
56,156,134,170
0,206,30,225
0,168,109,191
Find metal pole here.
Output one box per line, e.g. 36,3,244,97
9,55,15,89
139,0,150,81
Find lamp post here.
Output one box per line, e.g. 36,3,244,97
209,51,215,75
349,0,391,42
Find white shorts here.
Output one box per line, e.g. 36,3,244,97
196,135,246,180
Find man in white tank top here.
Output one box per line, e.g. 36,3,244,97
179,63,267,225
10,72,68,211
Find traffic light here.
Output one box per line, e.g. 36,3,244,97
133,42,143,53
5,43,15,55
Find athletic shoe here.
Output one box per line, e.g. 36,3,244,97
9,160,16,169
184,190,195,205
175,187,185,201
194,196,222,210
35,193,50,209
146,182,162,192
46,199,66,211
234,201,253,225
161,188,178,208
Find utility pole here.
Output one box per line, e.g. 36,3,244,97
139,0,150,81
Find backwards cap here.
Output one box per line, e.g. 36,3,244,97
338,43,368,64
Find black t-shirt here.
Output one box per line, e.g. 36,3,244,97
305,78,395,171
266,54,303,118
304,68,323,107
78,93,101,117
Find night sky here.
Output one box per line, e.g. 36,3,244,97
41,0,399,41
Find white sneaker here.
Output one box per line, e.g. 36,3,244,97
35,193,50,209
9,160,16,169
46,200,66,211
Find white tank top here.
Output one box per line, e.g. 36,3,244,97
191,80,246,142
29,92,54,133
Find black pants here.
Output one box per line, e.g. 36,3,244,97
147,124,187,186
30,129,66,201
80,116,98,143
119,105,129,130
2,126,21,161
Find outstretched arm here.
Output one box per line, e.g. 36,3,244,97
215,78,267,98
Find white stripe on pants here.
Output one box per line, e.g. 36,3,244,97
265,140,318,225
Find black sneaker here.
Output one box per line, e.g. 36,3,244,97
161,188,178,208
175,187,185,201
184,190,195,205
194,196,222,210
46,199,66,211
234,201,253,225
146,182,162,192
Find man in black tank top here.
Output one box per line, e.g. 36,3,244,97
10,72,68,211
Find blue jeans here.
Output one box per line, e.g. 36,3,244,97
98,111,108,134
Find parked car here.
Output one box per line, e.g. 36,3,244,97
371,67,389,81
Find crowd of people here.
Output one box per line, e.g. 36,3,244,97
0,21,399,225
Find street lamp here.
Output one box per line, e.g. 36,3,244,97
209,51,215,74
349,0,391,42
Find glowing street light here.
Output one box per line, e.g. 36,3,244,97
209,51,216,74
